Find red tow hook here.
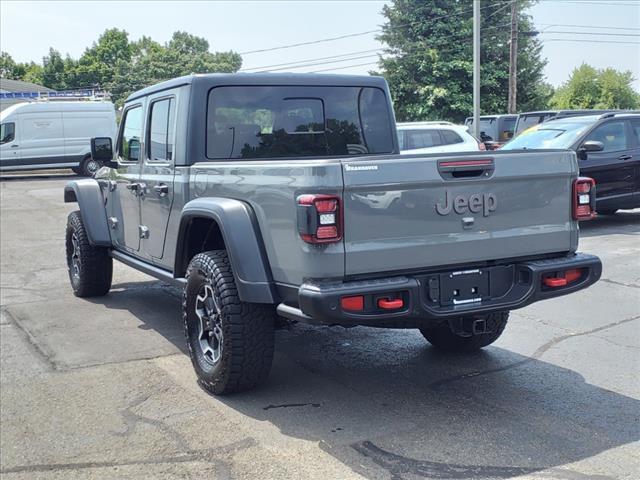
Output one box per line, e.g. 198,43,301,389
543,277,568,288
543,269,582,288
377,298,404,310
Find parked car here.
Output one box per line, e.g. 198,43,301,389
513,110,615,138
397,121,482,154
0,101,117,176
464,114,517,150
502,112,640,214
64,73,601,395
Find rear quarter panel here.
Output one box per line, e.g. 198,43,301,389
187,160,345,286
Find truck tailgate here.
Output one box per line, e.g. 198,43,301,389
341,150,578,276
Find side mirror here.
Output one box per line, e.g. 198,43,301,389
577,140,604,160
91,137,117,167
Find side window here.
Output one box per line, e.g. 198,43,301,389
119,106,143,162
406,130,442,150
584,121,628,152
0,122,15,144
147,98,175,162
630,119,640,144
440,129,463,145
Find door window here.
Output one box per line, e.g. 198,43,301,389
584,121,629,152
405,130,442,150
119,106,143,162
147,98,175,162
0,122,15,144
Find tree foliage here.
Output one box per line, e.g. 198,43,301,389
550,63,640,110
1,29,242,105
376,0,551,122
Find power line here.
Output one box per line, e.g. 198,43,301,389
238,1,507,55
542,38,640,44
540,30,640,37
542,0,640,6
251,53,382,73
537,22,640,31
311,61,381,74
240,49,381,72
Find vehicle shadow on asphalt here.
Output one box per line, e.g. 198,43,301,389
579,209,640,238
91,286,639,480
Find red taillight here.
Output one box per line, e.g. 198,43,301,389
573,177,596,221
297,194,342,244
341,295,364,311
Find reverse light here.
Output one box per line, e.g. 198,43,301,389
573,177,596,221
297,194,342,244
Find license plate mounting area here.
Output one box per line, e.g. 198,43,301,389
439,269,489,306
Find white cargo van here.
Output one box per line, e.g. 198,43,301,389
0,101,117,176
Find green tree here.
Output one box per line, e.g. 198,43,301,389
1,28,242,105
42,48,67,90
376,0,549,122
551,64,640,110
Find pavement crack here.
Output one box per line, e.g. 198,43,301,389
599,278,640,289
2,307,57,371
428,315,640,389
0,439,257,475
114,390,191,452
263,402,321,410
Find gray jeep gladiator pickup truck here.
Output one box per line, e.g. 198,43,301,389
64,73,602,395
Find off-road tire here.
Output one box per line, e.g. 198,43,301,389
80,155,101,177
183,250,275,395
420,312,509,352
65,210,112,297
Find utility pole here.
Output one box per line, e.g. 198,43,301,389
508,0,518,114
473,0,480,139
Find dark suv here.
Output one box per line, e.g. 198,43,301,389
502,112,640,213
513,110,615,137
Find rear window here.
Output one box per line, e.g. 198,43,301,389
206,86,394,159
404,129,442,150
440,129,464,145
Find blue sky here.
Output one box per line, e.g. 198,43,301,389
1,0,639,89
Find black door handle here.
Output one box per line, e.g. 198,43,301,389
618,154,632,161
153,184,169,196
10,144,19,148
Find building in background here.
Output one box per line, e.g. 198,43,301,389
0,78,56,111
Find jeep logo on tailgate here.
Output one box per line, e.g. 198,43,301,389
436,191,497,217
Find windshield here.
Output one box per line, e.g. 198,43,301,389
501,120,593,150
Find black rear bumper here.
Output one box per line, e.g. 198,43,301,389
281,253,601,327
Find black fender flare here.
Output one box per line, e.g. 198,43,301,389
175,197,277,304
63,179,112,247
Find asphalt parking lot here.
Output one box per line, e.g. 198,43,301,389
1,173,639,480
